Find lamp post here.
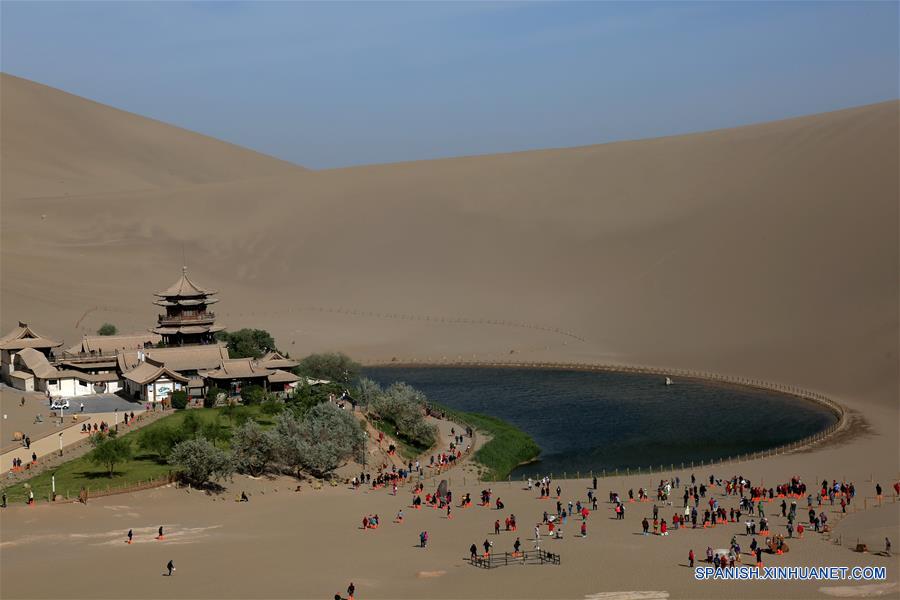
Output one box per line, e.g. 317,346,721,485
363,431,368,474
115,409,119,432
58,432,63,457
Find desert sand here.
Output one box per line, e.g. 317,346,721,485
0,74,898,599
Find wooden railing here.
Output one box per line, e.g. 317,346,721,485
471,549,561,568
157,312,216,325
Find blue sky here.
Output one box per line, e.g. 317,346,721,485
2,1,897,169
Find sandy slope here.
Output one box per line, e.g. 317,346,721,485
0,74,305,201
0,78,897,599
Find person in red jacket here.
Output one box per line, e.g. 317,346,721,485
689,549,695,567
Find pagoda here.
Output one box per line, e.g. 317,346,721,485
152,267,224,346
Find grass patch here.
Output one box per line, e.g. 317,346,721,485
432,405,540,481
1,406,273,505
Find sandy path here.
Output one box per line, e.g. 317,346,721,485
2,468,897,600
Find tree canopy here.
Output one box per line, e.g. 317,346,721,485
272,403,364,477
87,434,133,477
216,329,276,359
296,352,360,384
369,382,437,449
138,425,185,462
231,420,276,477
168,437,234,486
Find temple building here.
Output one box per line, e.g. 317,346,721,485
152,267,224,346
2,270,302,402
0,322,63,385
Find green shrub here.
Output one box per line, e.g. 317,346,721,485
97,323,118,336
240,385,266,405
138,425,186,461
180,410,203,438
204,387,222,409
170,390,188,410
260,399,284,416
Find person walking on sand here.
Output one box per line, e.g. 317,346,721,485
514,537,521,555
689,549,695,568
166,560,175,576
127,529,133,544
157,526,164,540
347,582,355,600
470,543,478,561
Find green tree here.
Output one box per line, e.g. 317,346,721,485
369,382,437,449
168,437,234,486
201,415,229,448
231,421,276,476
204,387,222,409
285,381,340,418
180,410,203,438
298,402,366,476
356,377,382,408
260,398,284,416
87,434,133,477
272,403,364,478
240,384,266,405
215,329,275,359
169,390,189,410
296,352,360,384
272,411,305,478
138,425,185,462
97,323,118,336
222,403,251,428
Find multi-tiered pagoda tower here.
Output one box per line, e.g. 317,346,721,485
152,267,224,346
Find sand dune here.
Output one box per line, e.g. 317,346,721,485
0,74,305,201
0,76,898,600
1,78,896,418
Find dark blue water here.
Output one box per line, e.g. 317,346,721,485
364,367,837,478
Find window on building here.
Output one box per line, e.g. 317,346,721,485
48,379,58,386
79,380,87,387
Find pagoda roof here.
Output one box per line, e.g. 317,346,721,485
0,322,63,350
152,324,225,335
64,332,160,356
154,268,217,298
15,347,59,379
203,358,273,380
123,362,189,386
267,369,300,384
154,298,219,307
258,351,300,370
117,343,230,373
147,343,230,372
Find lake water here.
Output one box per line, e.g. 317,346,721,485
364,366,838,478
